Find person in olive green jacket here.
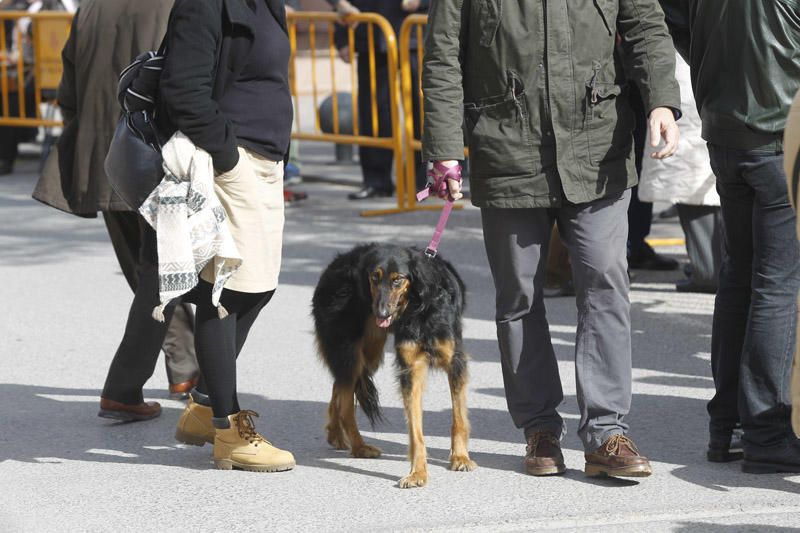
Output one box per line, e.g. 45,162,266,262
423,1,680,479
662,0,800,474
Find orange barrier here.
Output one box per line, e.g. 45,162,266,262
0,11,71,127
288,11,411,216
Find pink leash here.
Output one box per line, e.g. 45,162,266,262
416,162,462,258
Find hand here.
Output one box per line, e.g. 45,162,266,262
335,0,361,28
649,107,680,159
432,160,463,201
401,0,421,12
338,46,352,64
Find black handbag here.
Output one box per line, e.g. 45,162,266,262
104,50,168,210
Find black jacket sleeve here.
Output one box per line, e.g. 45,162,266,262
159,0,239,172
658,0,692,63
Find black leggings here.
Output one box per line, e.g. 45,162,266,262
187,281,273,419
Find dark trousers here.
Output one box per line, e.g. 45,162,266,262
356,52,425,192
101,213,198,404
707,144,800,451
676,203,721,289
627,84,652,253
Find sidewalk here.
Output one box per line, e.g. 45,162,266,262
0,159,798,532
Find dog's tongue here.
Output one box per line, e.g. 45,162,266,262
377,316,393,329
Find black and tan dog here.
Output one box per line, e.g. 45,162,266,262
312,243,476,488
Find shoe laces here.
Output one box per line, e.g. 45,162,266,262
235,410,271,447
603,434,639,456
526,432,559,454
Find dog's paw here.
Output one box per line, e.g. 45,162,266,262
398,471,428,489
351,444,382,458
449,455,477,472
326,428,349,450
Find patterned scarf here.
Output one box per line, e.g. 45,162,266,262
139,132,241,321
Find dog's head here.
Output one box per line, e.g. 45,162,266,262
366,247,414,329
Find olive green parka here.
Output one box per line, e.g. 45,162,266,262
422,0,681,208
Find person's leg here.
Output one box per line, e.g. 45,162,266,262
707,144,752,443
558,190,632,453
626,84,677,270
351,53,393,197
162,302,199,387
676,203,721,290
194,296,238,419
193,286,273,419
101,222,176,406
736,150,800,455
103,211,199,389
102,211,142,291
627,85,652,254
480,207,564,437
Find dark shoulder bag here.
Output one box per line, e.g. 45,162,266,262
104,39,169,210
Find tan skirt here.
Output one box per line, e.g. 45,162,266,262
201,146,285,293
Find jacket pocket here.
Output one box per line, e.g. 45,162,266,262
465,74,537,179
585,73,625,166
475,0,502,47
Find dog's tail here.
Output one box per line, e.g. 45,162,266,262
355,374,383,427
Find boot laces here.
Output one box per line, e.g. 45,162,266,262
526,432,558,454
235,410,271,446
603,434,639,456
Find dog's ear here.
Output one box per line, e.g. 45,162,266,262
356,246,378,303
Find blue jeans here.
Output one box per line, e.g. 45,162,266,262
707,144,800,452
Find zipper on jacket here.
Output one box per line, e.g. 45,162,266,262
509,73,526,120
589,62,601,105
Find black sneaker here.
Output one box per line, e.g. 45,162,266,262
707,426,744,462
628,242,679,271
742,438,800,474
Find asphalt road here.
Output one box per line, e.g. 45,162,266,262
1,156,799,532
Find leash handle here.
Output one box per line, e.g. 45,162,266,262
417,162,462,258
416,161,462,203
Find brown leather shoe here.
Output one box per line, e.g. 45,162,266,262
524,431,566,476
169,377,198,400
98,398,162,422
585,434,652,478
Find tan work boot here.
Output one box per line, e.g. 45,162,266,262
213,410,296,472
174,397,215,446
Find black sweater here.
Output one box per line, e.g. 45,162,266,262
159,0,291,172
219,0,292,161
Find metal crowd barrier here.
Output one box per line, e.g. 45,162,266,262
0,11,71,127
288,11,410,216
2,11,445,218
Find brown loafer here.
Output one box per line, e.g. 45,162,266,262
524,431,566,476
98,398,162,422
585,434,652,478
169,377,198,400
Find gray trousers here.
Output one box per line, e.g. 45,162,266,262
676,203,721,289
481,190,632,452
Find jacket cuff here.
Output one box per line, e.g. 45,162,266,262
422,141,464,163
214,148,240,174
